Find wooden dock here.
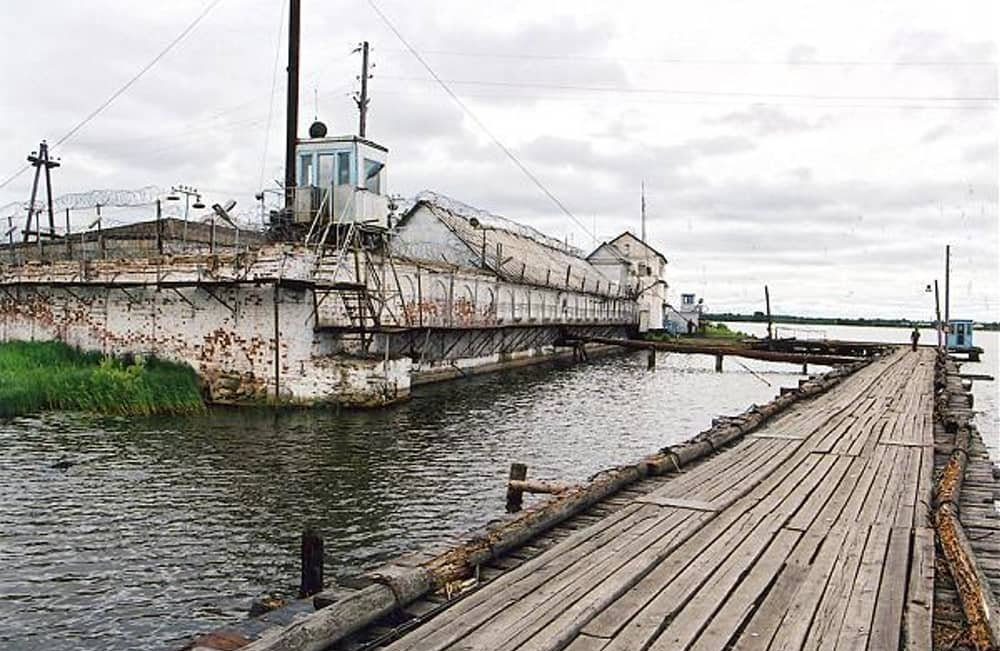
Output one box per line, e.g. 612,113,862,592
374,348,938,651
187,346,999,651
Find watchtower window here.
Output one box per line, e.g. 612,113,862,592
299,154,314,186
317,153,335,187
337,151,351,185
365,159,384,193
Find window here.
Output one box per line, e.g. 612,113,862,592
299,154,314,186
364,159,384,193
317,153,335,187
337,151,351,185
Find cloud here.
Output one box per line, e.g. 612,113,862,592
0,0,995,320
709,105,833,136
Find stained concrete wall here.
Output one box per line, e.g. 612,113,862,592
0,270,410,407
1,237,640,408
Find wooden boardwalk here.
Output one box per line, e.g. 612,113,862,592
379,349,938,651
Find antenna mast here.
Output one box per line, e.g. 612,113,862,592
283,0,301,210
355,41,372,137
640,180,646,243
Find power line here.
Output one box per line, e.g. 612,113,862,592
259,0,286,191
378,76,999,103
0,0,224,193
366,0,596,242
380,48,998,68
373,87,996,111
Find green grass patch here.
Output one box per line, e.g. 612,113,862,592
0,341,205,418
700,322,748,340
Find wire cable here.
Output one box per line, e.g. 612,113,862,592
0,0,224,193
259,0,286,191
380,48,998,68
366,0,596,242
378,76,999,103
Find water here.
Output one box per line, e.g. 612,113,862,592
1,349,802,651
1,324,995,651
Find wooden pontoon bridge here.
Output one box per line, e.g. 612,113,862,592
185,345,997,651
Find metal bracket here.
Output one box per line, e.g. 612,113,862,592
198,284,236,317
169,287,197,311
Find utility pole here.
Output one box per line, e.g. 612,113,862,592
354,41,371,138
284,0,301,211
640,181,646,243
764,285,773,343
934,279,943,350
23,141,60,243
944,244,951,325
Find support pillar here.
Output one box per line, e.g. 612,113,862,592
506,462,527,513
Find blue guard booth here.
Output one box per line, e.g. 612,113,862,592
946,319,980,361
292,125,390,229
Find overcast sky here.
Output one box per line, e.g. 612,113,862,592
1,1,997,319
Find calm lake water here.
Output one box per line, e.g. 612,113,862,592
0,324,995,650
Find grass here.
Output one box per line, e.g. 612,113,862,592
645,321,751,343
0,341,205,418
699,322,749,340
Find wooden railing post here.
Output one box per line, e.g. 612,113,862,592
506,463,528,513
299,528,324,598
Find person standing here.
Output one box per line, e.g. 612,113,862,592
910,327,920,351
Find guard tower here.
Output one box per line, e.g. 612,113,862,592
946,319,975,350
292,121,389,229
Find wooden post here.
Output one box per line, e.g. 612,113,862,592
934,279,943,350
764,285,773,343
155,199,163,255
715,354,723,372
506,462,527,513
64,207,71,258
299,529,324,598
647,347,656,370
802,362,808,375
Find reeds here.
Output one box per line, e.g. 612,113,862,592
0,341,205,417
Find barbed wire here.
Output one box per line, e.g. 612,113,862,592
414,190,584,257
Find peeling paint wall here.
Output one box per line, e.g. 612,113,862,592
0,272,410,407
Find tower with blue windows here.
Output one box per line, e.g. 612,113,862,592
291,120,389,229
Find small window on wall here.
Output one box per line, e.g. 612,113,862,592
337,151,351,185
300,155,314,186
317,154,335,187
364,159,384,193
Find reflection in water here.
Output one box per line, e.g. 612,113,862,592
0,342,871,650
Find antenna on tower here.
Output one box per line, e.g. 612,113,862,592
640,180,646,243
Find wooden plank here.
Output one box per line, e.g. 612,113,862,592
380,502,653,651
905,527,935,650
596,455,827,651
833,523,891,651
868,526,911,651
633,496,719,511
563,633,610,651
473,511,708,651
683,529,803,651
767,525,858,651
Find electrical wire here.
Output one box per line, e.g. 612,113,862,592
379,48,998,68
259,0,286,191
366,0,596,242
0,0,224,193
378,76,999,103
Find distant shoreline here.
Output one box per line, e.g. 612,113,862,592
707,313,1000,332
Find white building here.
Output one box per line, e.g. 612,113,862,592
666,292,705,334
587,232,668,331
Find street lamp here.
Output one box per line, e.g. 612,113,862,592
170,185,202,244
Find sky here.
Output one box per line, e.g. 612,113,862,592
0,0,997,320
